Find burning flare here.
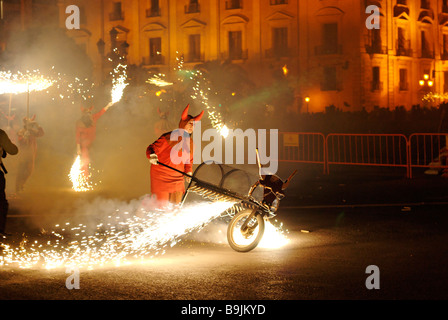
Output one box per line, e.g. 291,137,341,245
111,63,128,104
68,155,93,192
0,70,54,94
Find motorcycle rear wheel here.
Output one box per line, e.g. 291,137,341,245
227,209,265,252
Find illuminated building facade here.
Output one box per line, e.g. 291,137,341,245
56,0,448,112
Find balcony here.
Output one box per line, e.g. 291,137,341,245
365,43,387,54
371,81,383,92
421,47,434,59
225,0,242,10
320,81,343,92
315,44,343,55
185,3,200,14
396,40,412,56
185,53,204,63
270,0,288,5
399,82,409,91
265,47,291,59
143,55,165,66
221,49,248,61
146,8,161,17
109,12,124,21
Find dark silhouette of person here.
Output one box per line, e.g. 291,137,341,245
0,128,18,237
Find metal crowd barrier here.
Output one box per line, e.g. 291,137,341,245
408,133,448,178
276,132,448,179
325,134,410,177
278,132,326,173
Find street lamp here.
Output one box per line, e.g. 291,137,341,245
419,74,436,105
419,74,434,88
304,96,310,113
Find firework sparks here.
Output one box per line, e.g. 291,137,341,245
175,55,230,138
0,70,54,95
68,155,93,192
0,201,236,270
147,74,173,88
422,92,448,102
111,63,129,104
258,220,290,249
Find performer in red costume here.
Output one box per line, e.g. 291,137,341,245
146,104,204,206
76,102,113,176
15,115,44,193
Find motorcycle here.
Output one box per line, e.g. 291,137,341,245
157,151,296,252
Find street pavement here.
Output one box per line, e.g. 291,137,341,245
1,165,448,302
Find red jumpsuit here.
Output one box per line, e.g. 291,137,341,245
76,108,107,175
15,124,44,193
146,132,194,205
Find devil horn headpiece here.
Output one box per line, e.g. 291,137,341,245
181,104,190,121
181,104,204,121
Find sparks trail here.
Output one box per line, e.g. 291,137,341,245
0,201,236,270
0,70,55,94
69,155,94,192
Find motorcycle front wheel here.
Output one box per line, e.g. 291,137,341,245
227,209,265,252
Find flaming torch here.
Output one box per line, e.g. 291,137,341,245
111,63,128,104
0,70,54,95
68,155,93,192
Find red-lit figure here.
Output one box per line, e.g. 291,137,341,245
76,102,113,177
154,107,172,138
146,104,204,206
15,115,44,193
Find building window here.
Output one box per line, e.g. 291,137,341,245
79,5,87,25
421,0,430,9
147,0,161,17
316,23,340,55
185,0,200,13
110,2,124,21
371,67,381,91
444,71,448,93
229,31,243,60
321,66,338,91
367,28,382,54
399,68,408,91
397,27,410,56
442,34,448,60
149,37,163,65
272,27,288,57
188,34,201,62
421,30,433,58
226,0,242,10
443,0,448,13
270,0,288,5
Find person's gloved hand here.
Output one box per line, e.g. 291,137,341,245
149,153,159,165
